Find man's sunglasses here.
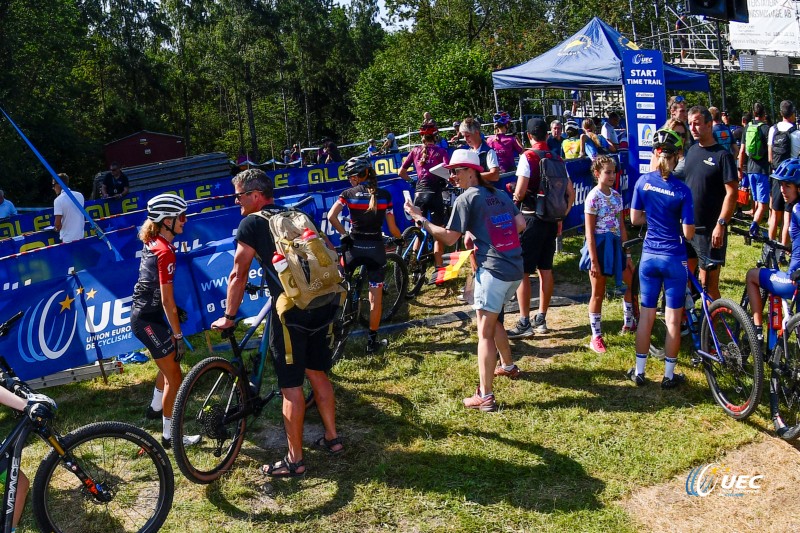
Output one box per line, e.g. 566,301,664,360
234,190,256,200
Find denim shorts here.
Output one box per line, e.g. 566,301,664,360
472,267,522,314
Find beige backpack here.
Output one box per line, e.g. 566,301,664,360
251,209,344,310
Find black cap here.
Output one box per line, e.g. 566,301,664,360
527,117,548,138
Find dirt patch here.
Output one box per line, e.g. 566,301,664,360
619,437,800,532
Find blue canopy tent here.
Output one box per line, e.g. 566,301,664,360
492,17,710,93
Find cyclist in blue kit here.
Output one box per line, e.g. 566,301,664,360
745,157,800,338
628,129,695,389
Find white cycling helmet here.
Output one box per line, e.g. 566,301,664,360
147,194,187,223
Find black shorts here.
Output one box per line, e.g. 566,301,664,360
131,309,175,360
345,240,386,285
414,191,445,226
688,231,728,268
678,36,689,49
269,303,338,389
520,215,558,274
771,178,790,212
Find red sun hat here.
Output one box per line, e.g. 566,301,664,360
443,149,483,172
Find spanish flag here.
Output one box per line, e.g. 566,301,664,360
429,249,474,285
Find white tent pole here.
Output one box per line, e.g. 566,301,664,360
494,90,499,112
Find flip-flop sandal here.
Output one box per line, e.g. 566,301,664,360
315,436,344,455
260,456,305,477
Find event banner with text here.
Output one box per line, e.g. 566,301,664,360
621,49,666,188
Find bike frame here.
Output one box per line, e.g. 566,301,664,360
683,270,730,364
0,417,33,532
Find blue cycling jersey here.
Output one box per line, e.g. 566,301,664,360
631,171,694,257
789,201,800,274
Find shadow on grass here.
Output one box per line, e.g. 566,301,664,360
201,385,605,522
511,366,711,413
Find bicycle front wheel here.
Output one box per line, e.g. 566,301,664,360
32,421,173,533
700,298,763,420
770,314,800,440
401,226,431,297
171,357,249,483
358,252,408,326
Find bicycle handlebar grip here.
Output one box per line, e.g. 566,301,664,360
0,311,24,338
622,237,643,250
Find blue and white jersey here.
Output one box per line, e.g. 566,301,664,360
789,201,800,275
631,171,694,257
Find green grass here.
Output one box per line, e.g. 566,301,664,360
6,229,775,532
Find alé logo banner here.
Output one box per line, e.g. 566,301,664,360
621,48,666,195
686,463,764,497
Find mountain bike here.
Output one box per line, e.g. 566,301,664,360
624,236,762,419
729,224,800,436
400,184,462,297
0,311,174,533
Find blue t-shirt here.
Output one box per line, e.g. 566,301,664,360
789,201,800,275
631,171,694,257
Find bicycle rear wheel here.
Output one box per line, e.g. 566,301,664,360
171,357,249,483
32,421,173,533
700,298,763,420
401,226,432,297
358,252,408,326
770,314,800,440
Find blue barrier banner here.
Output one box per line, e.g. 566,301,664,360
621,49,667,190
0,153,408,239
0,239,260,380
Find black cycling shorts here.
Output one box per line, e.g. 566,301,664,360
771,178,791,212
131,309,175,360
345,240,387,285
414,191,445,226
270,303,337,389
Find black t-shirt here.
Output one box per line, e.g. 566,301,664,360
235,205,286,297
103,171,129,196
683,143,738,230
337,184,393,240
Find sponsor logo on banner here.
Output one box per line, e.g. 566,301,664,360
637,113,656,120
686,463,764,497
18,290,79,362
635,92,654,98
558,35,592,56
639,151,653,161
639,163,651,173
632,54,654,65
638,124,656,147
636,102,656,110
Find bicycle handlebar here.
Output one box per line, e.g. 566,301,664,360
731,226,790,252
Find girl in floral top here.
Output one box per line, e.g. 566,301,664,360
580,156,633,353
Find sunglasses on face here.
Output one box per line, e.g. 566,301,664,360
178,213,187,223
234,190,255,200
449,167,468,176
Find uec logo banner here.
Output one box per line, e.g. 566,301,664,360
0,241,246,381
686,463,764,497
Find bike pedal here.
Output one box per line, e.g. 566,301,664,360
691,356,703,366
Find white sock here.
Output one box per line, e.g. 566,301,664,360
162,416,172,440
635,353,647,375
589,313,602,338
623,301,634,327
150,387,163,411
503,363,516,371
665,357,677,379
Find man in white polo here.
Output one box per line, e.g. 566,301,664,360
53,173,85,243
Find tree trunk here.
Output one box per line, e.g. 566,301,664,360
244,62,259,161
